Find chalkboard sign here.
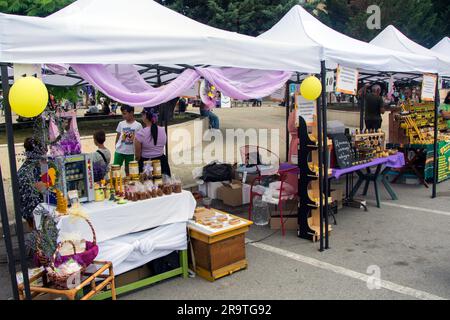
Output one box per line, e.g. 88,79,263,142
331,133,354,169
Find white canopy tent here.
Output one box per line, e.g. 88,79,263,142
259,5,437,74
371,26,450,77
432,37,450,58
0,0,321,73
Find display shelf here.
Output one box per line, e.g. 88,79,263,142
297,116,331,242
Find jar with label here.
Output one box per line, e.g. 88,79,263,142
152,160,162,177
111,165,121,178
129,161,139,179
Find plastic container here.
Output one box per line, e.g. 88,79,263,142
203,197,212,208
252,197,270,226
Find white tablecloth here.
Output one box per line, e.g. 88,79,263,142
56,190,196,243
93,222,188,275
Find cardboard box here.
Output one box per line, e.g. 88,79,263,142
330,189,343,210
234,171,259,186
198,181,226,199
270,217,298,230
217,180,250,207
114,264,152,288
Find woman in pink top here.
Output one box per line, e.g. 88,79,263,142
135,108,171,176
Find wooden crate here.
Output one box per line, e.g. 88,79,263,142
188,210,252,282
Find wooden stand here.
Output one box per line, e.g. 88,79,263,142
188,210,252,282
297,117,332,242
17,261,116,300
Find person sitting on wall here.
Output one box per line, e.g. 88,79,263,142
17,138,48,229
85,98,99,116
199,102,220,130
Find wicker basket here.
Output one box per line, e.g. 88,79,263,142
53,217,98,269
47,240,85,290
36,217,98,269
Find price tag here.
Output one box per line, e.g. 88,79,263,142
295,94,316,126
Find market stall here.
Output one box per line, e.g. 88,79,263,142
0,0,324,300
260,5,442,250
371,26,450,189
0,0,446,301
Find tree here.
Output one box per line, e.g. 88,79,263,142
0,0,74,17
157,0,302,36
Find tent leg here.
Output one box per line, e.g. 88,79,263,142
432,74,439,198
285,81,290,163
315,74,325,253
0,164,19,300
321,61,330,250
1,64,32,300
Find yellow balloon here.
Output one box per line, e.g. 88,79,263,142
9,76,48,118
300,76,322,101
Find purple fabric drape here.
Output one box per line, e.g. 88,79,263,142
70,64,291,108
195,68,292,101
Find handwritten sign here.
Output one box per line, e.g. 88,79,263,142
336,65,359,95
331,133,354,169
421,74,437,102
295,94,316,126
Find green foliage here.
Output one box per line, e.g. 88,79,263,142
48,86,80,104
0,0,74,17
158,0,447,48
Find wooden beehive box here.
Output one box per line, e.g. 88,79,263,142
188,208,252,282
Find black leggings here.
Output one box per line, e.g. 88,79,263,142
138,154,171,177
365,120,382,131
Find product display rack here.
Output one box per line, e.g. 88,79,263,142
297,116,332,242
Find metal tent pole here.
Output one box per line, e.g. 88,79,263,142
360,89,365,131
321,61,330,249
432,74,440,198
0,165,19,300
1,64,31,299
285,81,291,162
315,76,325,252
156,68,169,164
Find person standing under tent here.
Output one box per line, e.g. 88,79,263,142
114,105,143,175
17,138,48,229
440,92,450,129
92,130,111,182
359,84,385,131
134,108,171,176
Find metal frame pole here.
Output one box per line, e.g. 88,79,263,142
321,61,330,249
1,64,31,299
285,80,291,163
315,75,325,252
360,89,365,131
432,73,440,198
0,165,19,300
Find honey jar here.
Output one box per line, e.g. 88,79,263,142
129,161,139,179
152,160,162,177
111,165,121,178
